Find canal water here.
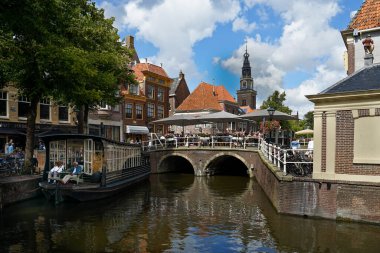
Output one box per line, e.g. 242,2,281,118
1,174,380,253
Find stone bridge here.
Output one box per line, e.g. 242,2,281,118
148,148,271,177
147,147,380,224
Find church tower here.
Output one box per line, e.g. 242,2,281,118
237,45,257,110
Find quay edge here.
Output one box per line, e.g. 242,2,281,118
0,175,41,209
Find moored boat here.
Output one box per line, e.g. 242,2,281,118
38,134,150,203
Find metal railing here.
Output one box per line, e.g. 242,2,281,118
141,135,260,152
260,140,313,177
141,134,313,177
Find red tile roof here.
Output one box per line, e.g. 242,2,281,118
176,82,236,112
349,0,380,30
132,63,170,81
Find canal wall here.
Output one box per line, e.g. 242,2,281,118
0,176,41,208
149,149,380,224
253,152,380,224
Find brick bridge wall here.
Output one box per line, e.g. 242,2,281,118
149,149,380,224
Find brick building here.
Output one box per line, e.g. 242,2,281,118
0,85,77,152
342,0,380,75
307,62,380,183
307,0,380,183
169,70,190,116
123,62,172,142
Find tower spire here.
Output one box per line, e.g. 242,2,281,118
237,41,257,110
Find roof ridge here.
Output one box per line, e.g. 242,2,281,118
347,1,364,29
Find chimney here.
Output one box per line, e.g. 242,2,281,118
364,53,374,67
179,70,184,79
125,35,135,49
212,85,216,96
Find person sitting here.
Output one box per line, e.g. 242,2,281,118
61,162,82,184
48,161,64,183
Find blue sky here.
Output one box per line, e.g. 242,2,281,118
96,0,363,117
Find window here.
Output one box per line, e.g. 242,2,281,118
242,99,247,106
125,103,133,118
242,81,247,88
147,85,154,99
0,91,8,117
136,104,143,119
157,88,164,102
58,106,69,121
157,105,164,119
99,101,111,110
128,83,139,95
40,98,51,120
147,103,155,118
159,79,165,84
18,96,30,118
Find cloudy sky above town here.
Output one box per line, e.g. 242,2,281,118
96,0,362,117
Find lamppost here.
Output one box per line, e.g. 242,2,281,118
267,107,275,141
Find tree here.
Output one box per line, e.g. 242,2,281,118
260,90,292,114
0,0,133,161
260,90,293,130
302,111,314,129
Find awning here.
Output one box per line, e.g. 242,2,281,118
125,125,149,134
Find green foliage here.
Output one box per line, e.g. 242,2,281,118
260,90,294,130
260,90,292,114
0,0,134,159
302,111,314,129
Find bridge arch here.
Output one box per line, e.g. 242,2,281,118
157,153,196,174
204,152,250,176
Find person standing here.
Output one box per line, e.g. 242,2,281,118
7,143,14,154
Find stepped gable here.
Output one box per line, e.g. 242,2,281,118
348,0,380,30
176,82,236,112
320,63,380,94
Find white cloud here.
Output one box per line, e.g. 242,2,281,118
232,16,257,33
222,0,346,117
212,57,221,64
119,0,240,90
285,65,346,116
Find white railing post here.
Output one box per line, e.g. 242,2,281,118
283,150,287,175
277,147,281,168
269,144,272,163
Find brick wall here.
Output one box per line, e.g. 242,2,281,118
347,43,355,75
335,110,380,176
252,152,380,224
335,110,354,174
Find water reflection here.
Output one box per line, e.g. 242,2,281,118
1,175,380,252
